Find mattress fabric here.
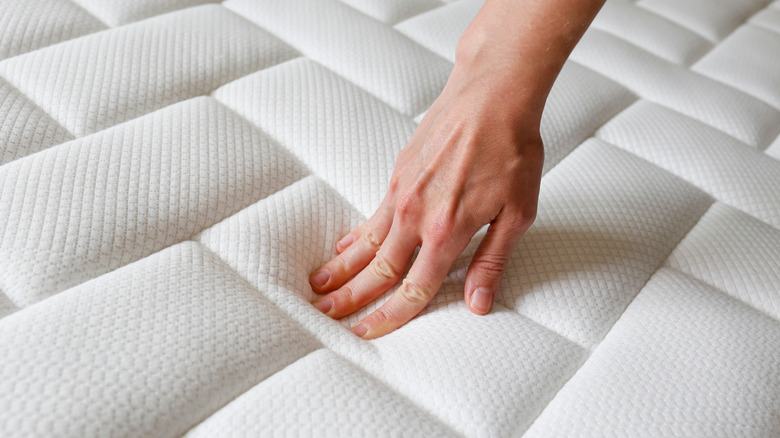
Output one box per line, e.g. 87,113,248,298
1,0,779,436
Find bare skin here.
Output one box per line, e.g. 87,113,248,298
310,0,607,339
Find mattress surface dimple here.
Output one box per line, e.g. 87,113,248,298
1,0,778,436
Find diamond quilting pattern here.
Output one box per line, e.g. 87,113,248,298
0,242,321,438
0,0,106,60
0,78,73,165
693,25,780,108
224,0,453,117
0,97,308,307
185,349,459,437
0,5,298,136
213,58,416,217
0,1,778,437
524,268,780,437
597,100,780,227
665,203,780,319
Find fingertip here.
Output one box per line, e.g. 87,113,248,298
468,287,494,315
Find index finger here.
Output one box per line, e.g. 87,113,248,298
350,240,459,340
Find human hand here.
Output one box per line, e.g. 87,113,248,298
309,0,604,339
309,56,544,339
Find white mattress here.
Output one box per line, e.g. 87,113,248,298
1,0,779,436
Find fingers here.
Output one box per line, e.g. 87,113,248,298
310,203,394,293
464,213,528,315
312,224,418,319
351,240,458,340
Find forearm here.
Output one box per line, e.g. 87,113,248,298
454,0,606,123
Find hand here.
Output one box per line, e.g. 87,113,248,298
309,0,604,339
309,56,544,339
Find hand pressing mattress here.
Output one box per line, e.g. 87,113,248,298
0,0,779,436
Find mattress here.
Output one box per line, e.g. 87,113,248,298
1,0,779,436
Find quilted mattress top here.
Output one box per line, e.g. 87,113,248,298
1,0,779,436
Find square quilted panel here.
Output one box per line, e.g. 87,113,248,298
224,0,453,116
570,27,780,147
638,0,771,41
197,176,371,351
0,0,105,60
0,78,73,165
693,25,780,109
665,202,780,319
592,0,713,65
185,349,458,437
214,58,416,217
0,4,298,137
70,0,219,27
524,268,780,437
0,97,308,307
338,0,444,24
452,139,713,348
0,241,321,438
750,1,780,33
539,61,636,174
597,100,780,227
352,299,589,437
394,0,485,62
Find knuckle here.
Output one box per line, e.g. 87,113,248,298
371,307,394,326
339,286,356,307
427,213,456,240
388,174,400,194
473,252,509,275
362,229,382,249
517,207,537,228
334,254,350,273
395,192,418,220
398,279,432,306
371,253,401,282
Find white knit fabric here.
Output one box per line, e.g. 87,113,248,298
1,1,778,437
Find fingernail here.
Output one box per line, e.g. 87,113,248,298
310,269,330,288
313,297,333,314
471,288,493,314
351,323,368,338
336,234,355,251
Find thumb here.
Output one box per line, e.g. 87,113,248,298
465,214,525,315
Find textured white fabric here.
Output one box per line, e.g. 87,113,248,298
338,0,444,24
592,0,713,65
597,100,780,227
69,0,219,27
570,27,780,147
0,0,105,60
0,97,308,306
186,349,458,437
213,58,416,217
638,0,771,41
0,78,73,165
474,139,713,348
693,25,780,108
223,0,452,117
665,203,780,319
0,5,297,136
0,241,321,437
0,1,779,436
525,268,780,438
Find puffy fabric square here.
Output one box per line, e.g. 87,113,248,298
0,241,321,437
524,268,780,437
0,97,308,306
